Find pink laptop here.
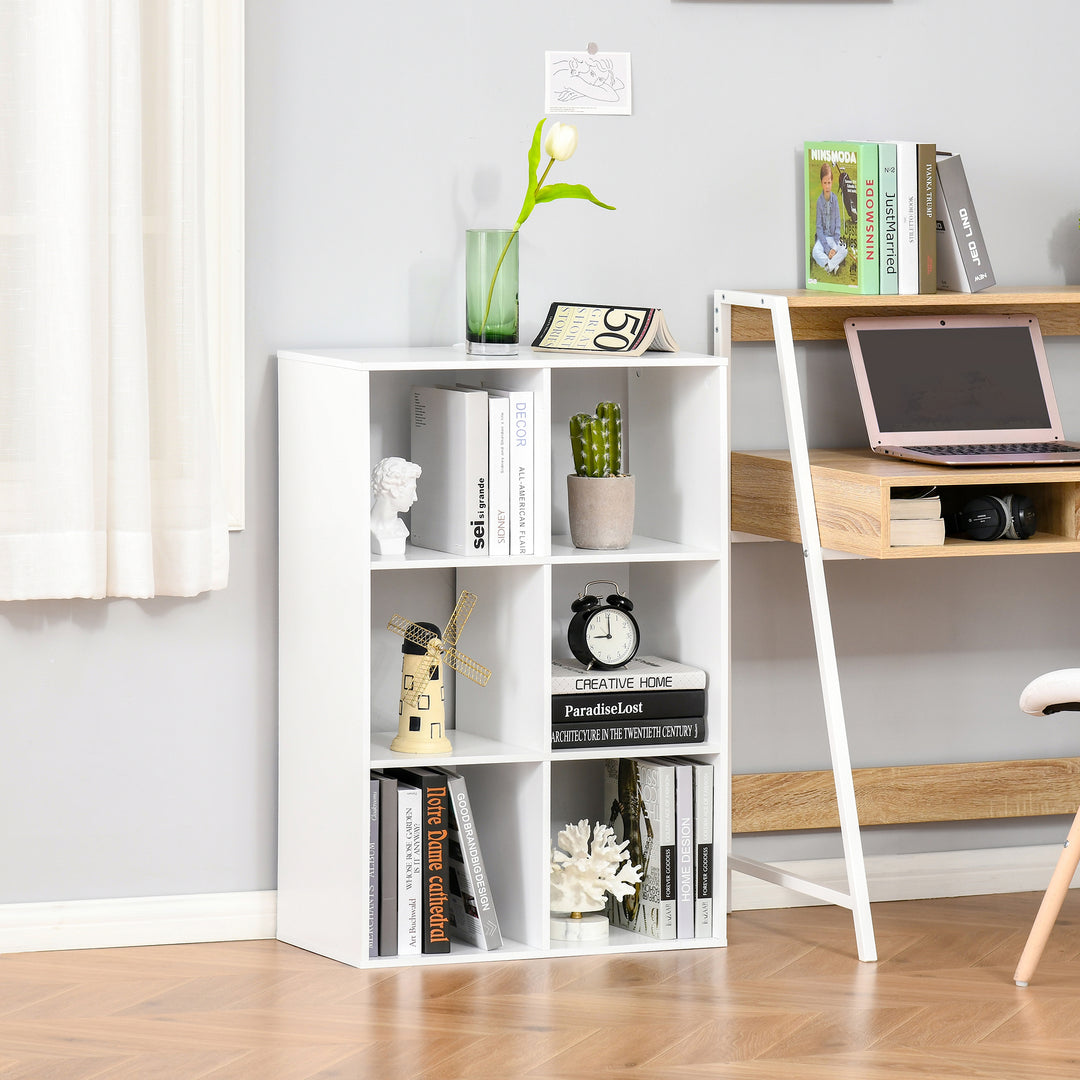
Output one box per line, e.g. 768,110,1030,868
845,313,1080,466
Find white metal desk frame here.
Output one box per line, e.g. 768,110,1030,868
715,288,877,963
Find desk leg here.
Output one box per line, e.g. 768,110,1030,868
771,299,877,963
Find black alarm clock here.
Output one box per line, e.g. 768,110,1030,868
567,580,640,670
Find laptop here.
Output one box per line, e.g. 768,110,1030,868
845,313,1080,466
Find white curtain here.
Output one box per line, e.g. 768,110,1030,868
0,0,229,599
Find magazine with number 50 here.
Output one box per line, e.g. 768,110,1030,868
531,303,679,356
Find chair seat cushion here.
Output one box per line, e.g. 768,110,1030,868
1020,669,1080,715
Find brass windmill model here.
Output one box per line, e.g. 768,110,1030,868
386,590,492,754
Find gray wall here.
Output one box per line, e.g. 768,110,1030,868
4,0,1079,905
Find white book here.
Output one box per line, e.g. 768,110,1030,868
893,141,920,295
486,388,533,555
681,759,714,938
368,777,379,959
888,494,941,520
396,782,423,956
410,385,488,557
674,760,694,939
890,517,945,547
456,386,511,558
485,394,511,557
551,655,707,694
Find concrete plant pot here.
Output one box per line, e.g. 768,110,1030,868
566,474,635,550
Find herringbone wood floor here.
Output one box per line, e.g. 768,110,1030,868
3,892,1080,1079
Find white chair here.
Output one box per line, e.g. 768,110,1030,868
1014,669,1080,987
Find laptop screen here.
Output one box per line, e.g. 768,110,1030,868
851,321,1053,435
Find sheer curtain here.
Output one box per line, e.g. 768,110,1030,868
0,0,230,599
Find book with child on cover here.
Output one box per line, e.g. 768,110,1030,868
804,140,879,295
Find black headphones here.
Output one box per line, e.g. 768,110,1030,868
944,494,1037,541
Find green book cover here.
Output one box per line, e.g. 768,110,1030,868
804,140,880,294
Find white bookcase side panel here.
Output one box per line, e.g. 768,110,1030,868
277,356,373,966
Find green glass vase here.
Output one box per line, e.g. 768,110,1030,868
466,228,519,356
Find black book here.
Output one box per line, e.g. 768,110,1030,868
552,688,706,725
551,716,706,750
370,771,398,957
388,767,452,953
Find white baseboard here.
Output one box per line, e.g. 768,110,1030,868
730,843,1064,910
0,847,1064,956
0,891,277,955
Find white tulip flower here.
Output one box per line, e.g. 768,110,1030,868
543,122,578,162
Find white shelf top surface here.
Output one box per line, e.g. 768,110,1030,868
278,343,724,370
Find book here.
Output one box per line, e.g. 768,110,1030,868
889,493,942,520
679,758,714,938
604,757,676,940
935,153,995,293
877,141,899,296
893,140,920,295
388,767,452,953
889,517,945,547
531,303,679,356
486,393,511,556
674,760,694,939
456,385,511,557
550,655,708,694
552,716,706,750
396,780,423,956
553,688,706,724
368,777,379,958
409,385,488,557
804,140,879,294
916,142,937,294
485,387,533,556
371,771,398,957
437,768,503,950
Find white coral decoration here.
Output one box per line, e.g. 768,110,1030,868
550,819,642,914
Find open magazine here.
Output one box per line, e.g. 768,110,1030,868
531,303,679,356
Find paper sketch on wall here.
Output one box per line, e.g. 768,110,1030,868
545,51,632,116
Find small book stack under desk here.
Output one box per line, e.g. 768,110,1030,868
732,448,1080,558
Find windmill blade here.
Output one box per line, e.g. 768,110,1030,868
402,657,439,706
441,590,477,648
443,645,491,687
387,614,440,652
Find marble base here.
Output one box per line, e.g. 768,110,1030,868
550,913,609,941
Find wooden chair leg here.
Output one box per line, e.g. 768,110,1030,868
1014,805,1080,986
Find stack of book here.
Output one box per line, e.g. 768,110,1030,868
603,756,713,941
409,383,534,558
889,490,944,547
368,766,502,958
804,140,994,297
550,655,708,750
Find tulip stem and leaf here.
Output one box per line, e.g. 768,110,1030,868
479,119,615,338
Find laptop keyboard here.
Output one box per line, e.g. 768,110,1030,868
908,443,1080,456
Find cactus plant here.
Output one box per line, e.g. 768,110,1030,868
570,402,624,477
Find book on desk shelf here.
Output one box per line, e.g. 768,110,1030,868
804,140,879,294
889,491,942,519
935,152,995,293
889,516,945,547
531,303,678,356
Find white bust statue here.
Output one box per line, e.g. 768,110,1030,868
370,456,422,555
